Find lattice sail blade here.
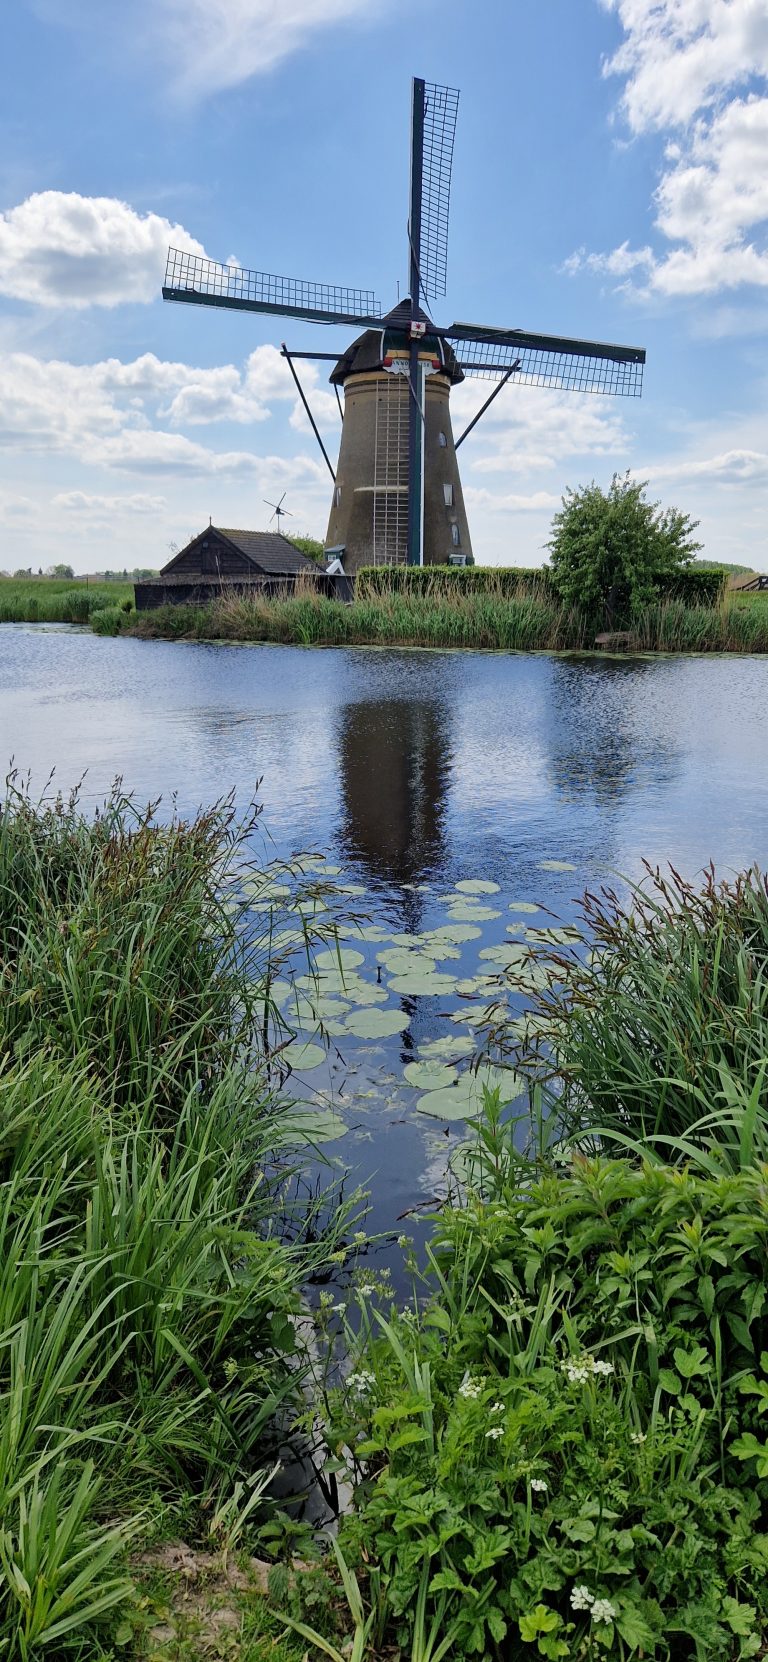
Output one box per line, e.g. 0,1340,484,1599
447,322,645,395
163,249,382,328
418,82,460,301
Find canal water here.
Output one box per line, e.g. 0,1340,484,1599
2,625,767,1244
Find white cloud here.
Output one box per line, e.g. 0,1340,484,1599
154,0,386,96
0,191,205,308
600,0,768,132
643,446,768,485
454,381,630,474
52,491,168,514
0,346,333,478
570,2,768,300
464,487,561,512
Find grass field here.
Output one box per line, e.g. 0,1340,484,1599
0,575,133,623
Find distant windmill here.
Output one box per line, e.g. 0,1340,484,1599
264,492,292,532
163,79,645,573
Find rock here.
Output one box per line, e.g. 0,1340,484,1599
594,630,633,651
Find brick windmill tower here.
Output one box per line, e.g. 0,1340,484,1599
163,79,645,573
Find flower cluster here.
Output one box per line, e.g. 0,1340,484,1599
458,1375,485,1400
485,1426,504,1440
530,1477,548,1492
346,1369,375,1396
561,1355,615,1383
630,1430,647,1445
570,1588,616,1623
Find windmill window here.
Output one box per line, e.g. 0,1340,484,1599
451,523,461,547
335,486,342,507
443,483,453,507
438,431,447,447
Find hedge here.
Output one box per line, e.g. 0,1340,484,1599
653,566,728,604
356,564,548,596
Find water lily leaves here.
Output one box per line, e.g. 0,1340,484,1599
479,943,530,964
387,971,459,998
508,902,541,915
377,948,438,975
446,903,503,923
426,923,482,944
345,924,393,942
453,879,501,895
450,1005,495,1027
526,926,582,944
337,882,367,896
283,1107,347,1143
416,1065,525,1122
245,877,291,899
281,1040,326,1071
344,1008,411,1039
538,860,577,872
418,1033,476,1060
314,947,365,971
403,1061,458,1090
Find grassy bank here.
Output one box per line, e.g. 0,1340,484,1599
0,778,347,1659
123,578,768,654
0,576,133,624
315,862,768,1661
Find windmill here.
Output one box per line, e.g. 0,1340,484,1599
264,492,292,532
163,79,645,573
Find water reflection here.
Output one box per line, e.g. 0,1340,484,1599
547,657,681,807
336,697,451,904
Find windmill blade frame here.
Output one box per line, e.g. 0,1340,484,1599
417,80,460,302
447,321,645,395
163,249,382,329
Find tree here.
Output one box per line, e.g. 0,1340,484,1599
46,563,75,579
547,472,702,626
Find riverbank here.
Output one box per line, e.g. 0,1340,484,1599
124,583,768,654
3,772,768,1657
0,575,133,623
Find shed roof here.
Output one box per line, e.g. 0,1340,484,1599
160,527,318,578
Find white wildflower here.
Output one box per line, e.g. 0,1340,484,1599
346,1370,375,1395
357,1282,376,1297
592,1359,615,1376
397,1234,410,1249
485,1426,504,1439
630,1430,646,1445
458,1376,484,1400
561,1355,614,1383
591,1599,616,1624
353,1231,367,1245
332,1302,346,1315
570,1586,594,1612
530,1478,548,1492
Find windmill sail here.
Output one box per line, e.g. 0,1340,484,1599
163,249,381,329
418,81,460,302
446,321,645,394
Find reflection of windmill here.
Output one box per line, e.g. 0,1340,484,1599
264,492,292,532
163,78,645,574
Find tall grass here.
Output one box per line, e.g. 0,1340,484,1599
0,578,133,624
128,577,768,654
0,776,347,1656
519,862,768,1168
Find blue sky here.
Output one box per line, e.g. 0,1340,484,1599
2,0,767,573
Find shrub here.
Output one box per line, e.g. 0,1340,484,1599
331,1147,768,1660
548,473,703,627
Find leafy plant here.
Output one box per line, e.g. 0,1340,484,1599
547,471,702,627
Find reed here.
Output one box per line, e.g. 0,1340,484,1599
128,580,768,654
0,777,347,1656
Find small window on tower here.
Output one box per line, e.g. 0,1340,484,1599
451,523,461,547
335,485,342,507
438,431,447,447
443,483,453,507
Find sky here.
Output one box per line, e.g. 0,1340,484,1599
1,0,767,574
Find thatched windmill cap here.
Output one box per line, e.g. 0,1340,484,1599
330,299,464,387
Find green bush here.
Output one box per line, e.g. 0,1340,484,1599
90,603,127,635
654,567,728,605
548,473,703,627
331,1146,768,1659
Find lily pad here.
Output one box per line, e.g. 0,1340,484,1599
453,879,501,895
403,1061,458,1090
538,860,577,872
314,947,365,971
377,948,438,975
526,926,582,944
508,902,541,915
416,1065,525,1122
344,1008,411,1040
479,943,530,965
281,1040,327,1071
387,971,459,997
426,923,482,944
418,1034,477,1060
283,1107,347,1144
446,904,503,922
337,882,367,896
